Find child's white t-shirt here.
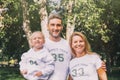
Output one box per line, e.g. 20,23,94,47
19,47,54,80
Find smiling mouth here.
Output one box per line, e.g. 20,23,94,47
53,30,59,33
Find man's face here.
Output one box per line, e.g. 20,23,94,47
48,18,63,38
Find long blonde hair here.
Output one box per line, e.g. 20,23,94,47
69,32,92,57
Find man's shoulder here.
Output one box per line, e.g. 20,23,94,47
61,38,67,41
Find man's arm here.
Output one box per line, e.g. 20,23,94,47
97,67,107,80
101,61,107,71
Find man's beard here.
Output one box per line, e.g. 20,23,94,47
49,32,60,38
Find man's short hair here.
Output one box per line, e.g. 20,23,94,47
48,14,62,24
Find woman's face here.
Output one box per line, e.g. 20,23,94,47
72,35,85,55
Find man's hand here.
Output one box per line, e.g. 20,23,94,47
101,61,107,71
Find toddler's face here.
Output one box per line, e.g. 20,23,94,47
30,33,44,50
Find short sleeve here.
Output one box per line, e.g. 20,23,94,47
93,54,102,70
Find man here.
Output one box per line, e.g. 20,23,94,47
44,14,72,80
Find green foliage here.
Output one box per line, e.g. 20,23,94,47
0,0,41,61
0,67,24,80
28,2,41,31
74,0,111,43
61,0,120,69
0,0,28,61
61,0,111,44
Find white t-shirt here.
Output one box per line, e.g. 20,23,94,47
69,54,102,80
45,38,72,80
19,47,54,80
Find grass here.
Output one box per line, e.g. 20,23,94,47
0,67,120,80
108,69,120,80
0,67,25,80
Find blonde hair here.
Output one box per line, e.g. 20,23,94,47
69,32,92,57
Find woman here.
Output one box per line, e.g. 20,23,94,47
68,32,107,80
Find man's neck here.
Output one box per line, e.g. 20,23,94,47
49,36,61,42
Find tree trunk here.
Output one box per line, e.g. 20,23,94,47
21,0,32,47
66,0,76,41
66,16,76,40
39,0,49,38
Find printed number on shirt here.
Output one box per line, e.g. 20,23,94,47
29,60,38,65
52,53,64,62
72,68,84,77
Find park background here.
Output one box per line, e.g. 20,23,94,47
0,0,120,80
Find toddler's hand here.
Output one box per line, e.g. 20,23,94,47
21,70,27,75
34,71,43,77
